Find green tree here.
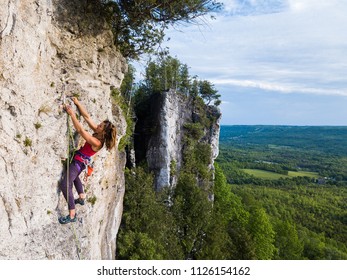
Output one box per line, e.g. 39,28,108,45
274,220,304,260
120,64,136,99
144,60,163,93
199,164,252,259
301,231,326,260
179,64,191,94
190,77,199,98
164,56,181,90
212,166,256,259
142,56,187,93
171,172,212,259
198,80,221,106
228,223,257,259
102,0,222,58
248,207,276,259
134,55,221,108
213,165,249,225
199,212,233,259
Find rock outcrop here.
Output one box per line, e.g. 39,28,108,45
134,90,221,191
0,0,127,259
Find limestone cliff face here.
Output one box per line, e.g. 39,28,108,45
0,0,127,259
146,90,191,190
134,90,221,191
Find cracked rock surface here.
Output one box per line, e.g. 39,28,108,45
0,0,127,259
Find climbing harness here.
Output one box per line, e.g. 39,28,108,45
74,150,94,182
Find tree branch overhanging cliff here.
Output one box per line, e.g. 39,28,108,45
100,0,222,59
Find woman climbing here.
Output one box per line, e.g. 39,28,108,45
59,97,117,224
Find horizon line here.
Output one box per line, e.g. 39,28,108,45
220,124,347,127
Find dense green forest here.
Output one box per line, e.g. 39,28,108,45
217,125,347,259
117,124,347,259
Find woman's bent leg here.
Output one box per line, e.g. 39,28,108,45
60,161,81,210
73,161,86,199
74,174,84,195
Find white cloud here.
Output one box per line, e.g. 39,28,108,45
164,0,347,97
211,78,347,97
220,0,288,16
220,0,238,13
288,0,311,12
287,0,336,12
221,0,340,15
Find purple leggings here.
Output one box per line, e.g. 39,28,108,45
60,160,85,210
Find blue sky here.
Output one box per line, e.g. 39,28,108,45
136,0,347,125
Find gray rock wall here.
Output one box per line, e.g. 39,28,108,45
146,90,221,190
0,0,127,259
146,90,189,190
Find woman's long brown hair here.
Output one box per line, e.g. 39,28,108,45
103,120,117,151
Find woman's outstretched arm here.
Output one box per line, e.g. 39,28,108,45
64,104,102,149
72,97,97,132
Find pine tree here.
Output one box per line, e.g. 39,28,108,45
248,207,276,260
198,80,221,106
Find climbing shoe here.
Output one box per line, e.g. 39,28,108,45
74,198,85,206
58,214,77,224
